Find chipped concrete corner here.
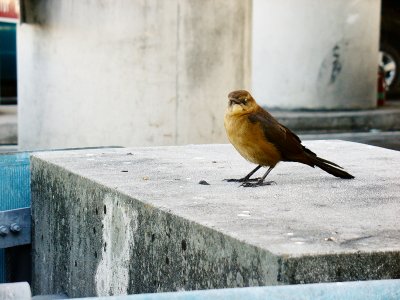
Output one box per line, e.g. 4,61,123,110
30,157,279,298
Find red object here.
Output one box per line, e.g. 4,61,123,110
0,0,19,22
377,67,386,107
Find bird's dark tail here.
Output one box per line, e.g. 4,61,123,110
312,156,355,179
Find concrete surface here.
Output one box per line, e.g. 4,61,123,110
300,131,400,152
18,0,251,150
31,141,400,298
0,145,18,153
253,0,380,109
272,101,400,133
76,280,400,300
32,294,68,300
0,282,31,300
0,106,17,145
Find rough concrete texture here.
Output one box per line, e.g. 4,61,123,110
31,141,400,298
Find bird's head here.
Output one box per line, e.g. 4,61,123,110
227,90,257,115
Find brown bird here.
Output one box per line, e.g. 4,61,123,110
224,90,354,187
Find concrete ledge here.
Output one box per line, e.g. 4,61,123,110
0,106,17,145
31,141,400,298
271,102,400,133
300,131,400,152
0,282,31,300
76,280,400,300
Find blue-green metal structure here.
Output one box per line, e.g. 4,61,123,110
0,153,31,282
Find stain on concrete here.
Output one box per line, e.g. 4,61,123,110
95,194,138,296
330,45,342,84
318,43,343,86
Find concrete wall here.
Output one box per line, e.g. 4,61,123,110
18,0,251,150
252,0,381,110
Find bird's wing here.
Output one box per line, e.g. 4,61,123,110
248,111,316,162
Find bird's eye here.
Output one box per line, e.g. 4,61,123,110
243,98,248,103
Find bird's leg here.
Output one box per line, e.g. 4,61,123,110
241,166,276,187
224,165,262,182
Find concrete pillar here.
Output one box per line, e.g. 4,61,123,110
18,0,251,150
252,0,381,110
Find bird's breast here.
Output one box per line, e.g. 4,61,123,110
224,113,281,167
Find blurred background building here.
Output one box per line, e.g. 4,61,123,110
0,0,17,105
0,0,399,151
18,0,251,149
253,0,380,110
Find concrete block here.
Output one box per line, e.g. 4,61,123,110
31,141,400,298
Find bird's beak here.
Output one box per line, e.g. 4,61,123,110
229,98,241,106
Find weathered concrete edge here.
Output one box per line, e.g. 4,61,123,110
279,251,400,284
77,279,400,300
272,108,400,132
30,155,281,298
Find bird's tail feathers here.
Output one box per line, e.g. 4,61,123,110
312,156,354,179
315,157,343,169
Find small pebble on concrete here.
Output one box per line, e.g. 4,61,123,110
198,180,210,185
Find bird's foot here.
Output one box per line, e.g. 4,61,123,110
224,177,261,183
240,180,276,187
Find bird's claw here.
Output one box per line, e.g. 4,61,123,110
240,180,276,187
224,177,261,183
223,178,243,182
